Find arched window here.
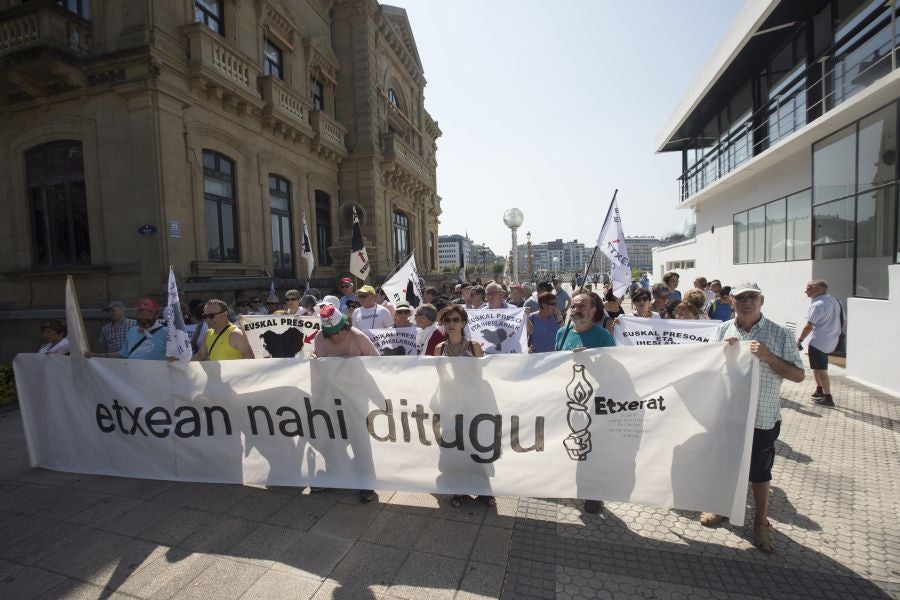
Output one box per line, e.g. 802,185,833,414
203,150,238,262
393,211,409,265
26,141,90,266
387,87,400,109
269,175,293,277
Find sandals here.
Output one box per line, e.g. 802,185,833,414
450,495,467,508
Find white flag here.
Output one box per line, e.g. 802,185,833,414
64,275,89,354
458,246,466,283
349,206,370,280
164,267,192,361
596,197,631,298
301,210,314,281
381,253,424,308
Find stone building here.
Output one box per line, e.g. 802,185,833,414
0,0,440,359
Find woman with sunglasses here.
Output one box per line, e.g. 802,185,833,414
192,299,255,360
526,291,561,353
433,305,491,508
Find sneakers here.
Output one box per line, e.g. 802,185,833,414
583,499,604,514
699,512,725,527
753,521,776,553
810,390,825,399
812,396,835,407
358,489,375,503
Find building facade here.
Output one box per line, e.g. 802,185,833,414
438,234,474,270
0,0,440,360
654,0,900,393
517,238,588,275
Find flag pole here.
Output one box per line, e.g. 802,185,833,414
579,188,618,289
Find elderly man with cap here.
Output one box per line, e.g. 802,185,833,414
338,277,357,313
98,300,137,354
700,282,804,553
275,289,303,316
351,285,393,335
86,299,169,360
265,294,281,314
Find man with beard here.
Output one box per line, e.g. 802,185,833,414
193,299,255,360
85,299,169,360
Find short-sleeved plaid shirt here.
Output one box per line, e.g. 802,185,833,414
100,318,138,353
713,314,803,430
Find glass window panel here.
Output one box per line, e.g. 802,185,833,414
204,176,232,198
49,185,72,265
786,189,812,260
315,190,332,265
222,204,236,261
68,145,84,174
219,157,232,176
271,214,280,266
813,123,857,204
748,205,766,263
202,151,214,170
48,145,66,178
32,188,49,266
857,103,897,192
765,198,787,262
70,181,90,263
205,199,220,260
856,185,896,297
813,197,855,245
814,242,854,259
269,195,288,212
280,215,292,270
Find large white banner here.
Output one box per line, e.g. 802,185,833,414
614,316,721,347
240,314,320,358
14,344,759,522
465,307,528,354
382,254,424,309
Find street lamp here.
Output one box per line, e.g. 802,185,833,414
502,208,524,283
552,255,560,276
526,231,533,282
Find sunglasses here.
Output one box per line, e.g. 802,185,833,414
442,317,463,323
341,284,353,288
733,294,760,302
237,303,249,308
286,297,299,301
202,311,227,319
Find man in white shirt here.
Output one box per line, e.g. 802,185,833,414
797,280,843,407
351,285,393,335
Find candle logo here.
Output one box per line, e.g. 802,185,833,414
564,364,593,461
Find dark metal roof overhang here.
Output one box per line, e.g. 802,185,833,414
658,0,831,153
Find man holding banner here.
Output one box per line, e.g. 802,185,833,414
705,282,804,553
85,299,169,361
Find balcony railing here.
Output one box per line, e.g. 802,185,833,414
381,132,435,188
260,76,314,136
677,2,899,203
309,110,348,157
0,2,92,58
182,22,259,101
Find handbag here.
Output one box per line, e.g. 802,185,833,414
829,300,846,356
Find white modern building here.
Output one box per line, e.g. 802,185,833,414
438,234,474,270
654,0,899,394
517,238,589,274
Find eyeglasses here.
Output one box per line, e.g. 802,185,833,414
442,317,463,323
733,294,760,303
341,284,353,288
202,311,227,319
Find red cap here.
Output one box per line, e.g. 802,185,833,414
136,298,159,312
340,277,353,284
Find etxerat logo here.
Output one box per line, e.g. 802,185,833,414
595,396,666,416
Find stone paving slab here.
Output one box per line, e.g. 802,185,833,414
0,371,897,599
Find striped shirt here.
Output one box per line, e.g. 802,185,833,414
713,314,803,429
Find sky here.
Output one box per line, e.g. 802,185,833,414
390,0,745,255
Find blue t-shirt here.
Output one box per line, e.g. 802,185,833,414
119,323,168,360
529,313,560,353
555,324,615,351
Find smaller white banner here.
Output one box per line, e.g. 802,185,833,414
367,327,418,356
165,268,192,362
614,316,721,346
382,254,424,309
596,197,631,298
240,314,320,358
465,307,528,354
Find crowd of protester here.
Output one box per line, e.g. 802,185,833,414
38,269,843,554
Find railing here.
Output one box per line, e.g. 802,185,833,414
381,132,435,186
0,2,91,56
309,110,347,152
677,3,899,203
260,76,310,129
182,23,258,97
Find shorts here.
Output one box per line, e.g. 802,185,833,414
808,345,829,370
749,420,781,483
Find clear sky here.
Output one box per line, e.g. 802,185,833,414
391,0,745,255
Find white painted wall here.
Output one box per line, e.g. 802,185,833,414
846,264,900,396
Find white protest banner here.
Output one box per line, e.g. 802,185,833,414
614,316,721,347
381,253,424,309
465,307,528,354
164,267,192,361
14,343,760,523
596,196,631,298
367,327,418,356
349,206,370,280
301,210,314,281
240,314,320,358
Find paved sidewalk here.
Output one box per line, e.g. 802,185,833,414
0,371,898,599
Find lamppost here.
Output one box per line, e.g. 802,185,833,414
526,231,533,282
502,208,524,283
552,255,560,276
